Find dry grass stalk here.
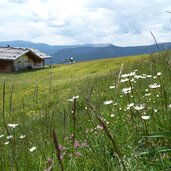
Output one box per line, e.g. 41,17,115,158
87,102,127,171
116,63,124,92
52,129,64,171
9,83,14,112
72,98,77,147
45,158,53,171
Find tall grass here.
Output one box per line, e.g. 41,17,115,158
0,51,171,170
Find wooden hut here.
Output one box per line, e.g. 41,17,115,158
0,46,52,72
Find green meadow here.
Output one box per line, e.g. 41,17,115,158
0,51,171,171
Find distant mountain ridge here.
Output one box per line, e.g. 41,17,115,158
0,40,171,64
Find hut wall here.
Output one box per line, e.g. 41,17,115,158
14,54,43,71
14,54,32,71
0,60,12,72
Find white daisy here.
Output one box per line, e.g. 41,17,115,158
104,100,113,105
146,75,152,78
0,135,4,138
8,123,19,128
73,95,79,99
145,93,151,97
122,87,132,94
134,104,145,111
20,135,26,139
157,72,161,76
67,95,79,102
149,83,161,89
127,103,134,109
7,135,13,139
110,114,115,117
29,147,37,152
120,78,129,83
134,75,143,79
109,86,115,89
4,142,9,145
154,109,158,113
121,72,136,78
141,115,150,120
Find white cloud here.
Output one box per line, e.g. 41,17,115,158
0,0,170,45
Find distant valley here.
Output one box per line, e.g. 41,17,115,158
0,40,171,64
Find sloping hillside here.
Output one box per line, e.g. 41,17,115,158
1,40,171,64
51,42,171,63
0,51,171,170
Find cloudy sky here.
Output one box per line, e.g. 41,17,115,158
0,0,171,46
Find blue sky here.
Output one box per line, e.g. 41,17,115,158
0,0,171,45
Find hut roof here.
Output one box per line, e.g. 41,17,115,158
0,46,52,61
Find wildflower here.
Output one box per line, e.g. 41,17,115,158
142,74,147,78
130,78,135,82
0,135,4,138
81,141,88,147
153,76,157,79
157,72,161,76
168,104,171,108
69,153,73,158
76,152,82,157
73,95,79,99
145,93,151,97
141,115,150,120
147,75,152,78
20,135,26,139
109,86,115,89
145,89,148,92
70,134,74,139
60,154,64,160
104,100,113,105
110,114,115,117
134,104,145,111
4,142,9,145
122,87,131,94
96,125,103,130
134,75,143,79
7,123,19,128
67,98,73,102
156,94,159,97
58,144,64,151
7,135,13,139
127,103,134,109
149,83,160,89
120,78,129,83
121,72,136,78
67,95,79,102
154,109,158,113
29,147,36,152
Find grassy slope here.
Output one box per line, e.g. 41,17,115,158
0,55,146,108
0,52,171,170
